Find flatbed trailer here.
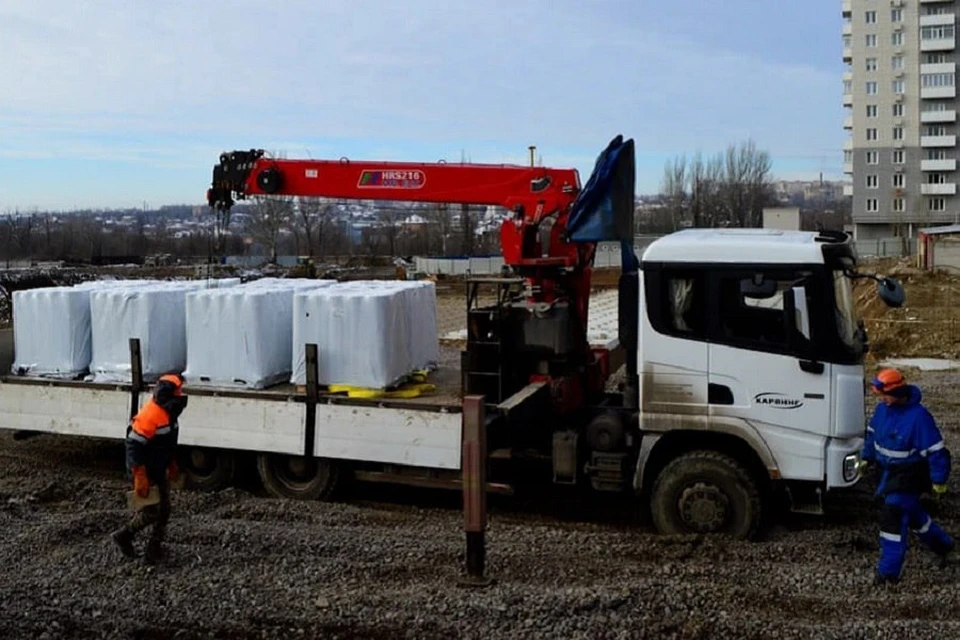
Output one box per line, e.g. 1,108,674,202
0,321,622,501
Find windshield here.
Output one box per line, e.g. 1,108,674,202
833,270,863,353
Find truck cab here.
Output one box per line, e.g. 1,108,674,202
628,228,883,538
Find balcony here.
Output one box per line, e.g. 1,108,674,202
843,116,853,129
922,109,957,123
921,14,956,27
922,135,957,146
844,162,854,175
922,159,958,171
843,184,854,197
844,138,854,151
842,1,851,18
922,0,955,4
921,62,957,74
842,23,853,37
922,37,956,52
922,86,958,99
922,183,958,195
843,93,853,107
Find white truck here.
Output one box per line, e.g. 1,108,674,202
0,227,903,540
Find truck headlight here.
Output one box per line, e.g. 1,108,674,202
843,453,861,482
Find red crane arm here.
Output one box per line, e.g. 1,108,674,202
207,150,586,267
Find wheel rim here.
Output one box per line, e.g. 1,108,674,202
273,455,327,492
677,482,730,533
185,448,220,480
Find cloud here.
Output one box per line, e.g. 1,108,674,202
0,0,844,208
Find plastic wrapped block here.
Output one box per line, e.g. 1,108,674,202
183,281,334,389
241,277,337,290
11,286,94,378
291,285,417,389
327,280,438,371
88,284,190,383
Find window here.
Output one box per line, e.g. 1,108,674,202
867,175,879,188
866,57,878,72
892,56,905,70
926,53,950,64
926,125,949,136
928,148,948,160
930,198,946,211
867,128,878,141
892,32,904,46
893,79,905,94
893,150,904,164
867,81,878,95
928,173,947,184
866,11,877,23
867,150,879,164
893,198,905,212
926,6,951,16
867,199,879,212
867,34,878,47
923,102,950,113
646,269,707,340
922,73,956,88
867,104,878,118
893,103,904,117
922,25,956,41
891,9,902,22
844,149,853,164
893,174,905,188
714,270,816,354
893,127,904,141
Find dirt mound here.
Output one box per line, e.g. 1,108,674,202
856,257,960,360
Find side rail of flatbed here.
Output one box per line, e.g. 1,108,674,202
0,331,464,495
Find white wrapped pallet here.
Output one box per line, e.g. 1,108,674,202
242,277,336,290
11,286,93,378
88,284,190,383
183,281,333,389
329,280,438,371
291,285,417,389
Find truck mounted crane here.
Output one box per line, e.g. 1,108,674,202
202,135,907,539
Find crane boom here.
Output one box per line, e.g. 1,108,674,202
207,136,635,417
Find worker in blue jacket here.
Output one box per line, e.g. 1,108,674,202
862,368,955,585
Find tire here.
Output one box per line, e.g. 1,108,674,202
256,453,340,501
649,450,763,540
177,447,236,492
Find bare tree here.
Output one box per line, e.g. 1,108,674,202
294,196,335,258
659,156,687,231
247,195,294,263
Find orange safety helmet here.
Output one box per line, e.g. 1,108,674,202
157,373,185,397
871,368,906,395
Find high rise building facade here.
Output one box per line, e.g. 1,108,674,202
843,0,959,239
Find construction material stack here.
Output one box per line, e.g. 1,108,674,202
182,278,336,389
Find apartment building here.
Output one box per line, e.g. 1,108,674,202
842,0,959,240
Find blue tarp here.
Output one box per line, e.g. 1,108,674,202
566,135,639,273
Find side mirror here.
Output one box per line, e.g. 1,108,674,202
877,276,905,308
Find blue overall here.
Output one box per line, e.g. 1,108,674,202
862,385,953,580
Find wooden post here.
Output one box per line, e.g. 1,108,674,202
128,338,143,420
459,395,492,587
304,343,319,458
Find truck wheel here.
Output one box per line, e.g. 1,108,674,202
649,450,762,540
178,447,236,492
256,453,340,501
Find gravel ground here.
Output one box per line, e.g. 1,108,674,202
0,369,959,638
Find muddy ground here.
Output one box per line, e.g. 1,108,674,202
1,266,960,637
0,368,958,638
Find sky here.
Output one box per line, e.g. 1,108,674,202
0,0,846,211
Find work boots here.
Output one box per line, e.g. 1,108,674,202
111,527,137,559
144,537,163,565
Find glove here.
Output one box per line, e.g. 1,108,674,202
132,465,149,498
167,460,180,482
933,483,948,498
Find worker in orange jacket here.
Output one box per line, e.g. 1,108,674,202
111,373,188,564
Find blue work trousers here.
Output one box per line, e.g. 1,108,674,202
878,492,953,579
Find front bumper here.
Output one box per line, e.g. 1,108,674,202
826,435,866,489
